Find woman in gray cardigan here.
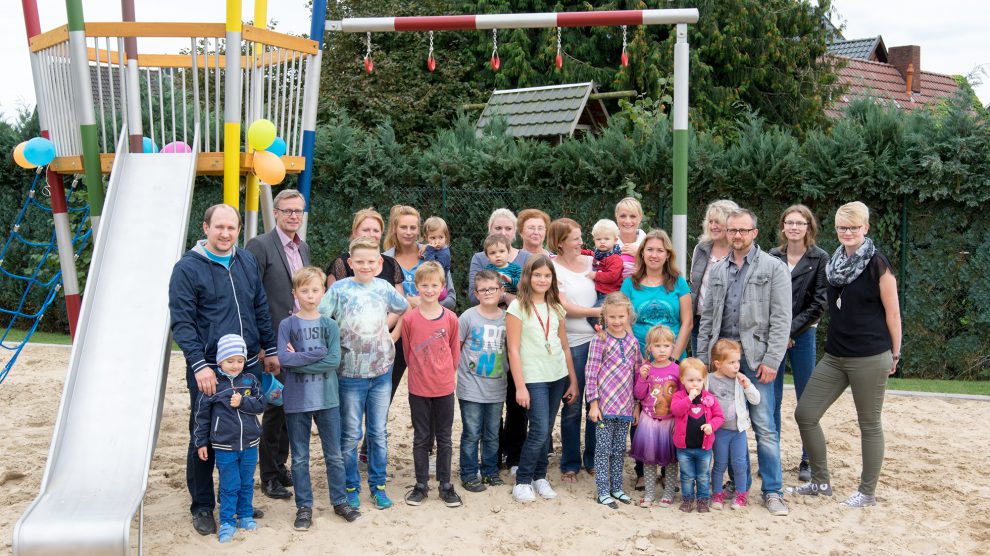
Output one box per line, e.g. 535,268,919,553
688,199,738,356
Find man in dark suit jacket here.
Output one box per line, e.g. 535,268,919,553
246,189,312,500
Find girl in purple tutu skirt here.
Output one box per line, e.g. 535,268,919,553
630,324,680,507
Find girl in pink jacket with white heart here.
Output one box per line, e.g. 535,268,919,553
671,358,724,513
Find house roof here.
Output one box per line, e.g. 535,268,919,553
826,57,960,118
475,82,607,138
827,37,886,62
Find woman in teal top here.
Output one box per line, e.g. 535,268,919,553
620,229,693,361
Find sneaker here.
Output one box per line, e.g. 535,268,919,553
696,498,711,513
793,482,833,497
610,490,632,505
483,474,505,487
346,487,360,509
509,465,518,477
192,510,217,536
462,478,486,493
405,483,429,506
236,517,258,531
841,491,877,508
439,484,463,507
293,507,312,531
638,497,654,508
679,499,694,513
798,460,811,483
371,485,393,509
764,493,790,516
658,496,674,508
710,492,725,510
333,503,361,522
512,483,536,503
597,494,618,509
533,478,557,499
217,523,236,543
731,491,749,510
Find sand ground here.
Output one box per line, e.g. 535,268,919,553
1,345,989,555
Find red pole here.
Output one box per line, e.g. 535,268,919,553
21,0,81,340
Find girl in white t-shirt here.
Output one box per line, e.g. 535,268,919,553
506,255,579,503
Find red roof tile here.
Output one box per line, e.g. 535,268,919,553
825,57,961,118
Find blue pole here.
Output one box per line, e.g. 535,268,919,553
296,0,326,240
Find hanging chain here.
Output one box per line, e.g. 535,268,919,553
427,30,436,71
555,27,563,69
622,25,628,52
365,31,372,59
556,27,562,55
429,30,434,58
620,25,629,67
490,28,500,71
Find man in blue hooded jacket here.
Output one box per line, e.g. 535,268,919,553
169,203,280,536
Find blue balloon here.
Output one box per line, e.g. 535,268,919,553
142,137,159,154
23,137,56,166
265,137,286,157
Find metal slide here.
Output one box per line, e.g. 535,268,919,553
14,127,200,555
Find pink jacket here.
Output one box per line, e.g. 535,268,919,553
671,388,724,450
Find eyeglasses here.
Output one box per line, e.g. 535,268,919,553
276,208,304,216
835,225,862,234
783,220,808,227
726,228,754,236
475,287,502,295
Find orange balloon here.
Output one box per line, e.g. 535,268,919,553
13,142,36,169
253,150,285,185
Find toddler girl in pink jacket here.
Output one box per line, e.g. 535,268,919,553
671,357,723,513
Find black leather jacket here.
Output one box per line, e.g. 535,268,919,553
768,245,828,339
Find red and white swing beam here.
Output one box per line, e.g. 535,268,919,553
326,8,698,260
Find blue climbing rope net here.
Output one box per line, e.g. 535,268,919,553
0,170,91,385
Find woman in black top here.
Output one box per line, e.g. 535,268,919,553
768,204,827,482
794,201,901,508
325,207,404,290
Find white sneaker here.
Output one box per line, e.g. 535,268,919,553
509,465,518,477
533,478,557,499
512,484,536,503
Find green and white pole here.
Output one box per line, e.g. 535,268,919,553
671,23,689,262
66,0,105,234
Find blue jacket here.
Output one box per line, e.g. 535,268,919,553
169,241,278,375
193,371,265,451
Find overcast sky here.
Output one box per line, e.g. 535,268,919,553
0,1,986,122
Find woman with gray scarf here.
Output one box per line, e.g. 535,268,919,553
794,202,902,508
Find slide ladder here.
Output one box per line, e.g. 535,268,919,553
13,126,200,555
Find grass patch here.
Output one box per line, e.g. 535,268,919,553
783,374,990,397
3,328,72,345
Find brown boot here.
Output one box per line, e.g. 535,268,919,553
679,498,694,513
696,498,710,513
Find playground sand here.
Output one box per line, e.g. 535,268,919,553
2,344,989,555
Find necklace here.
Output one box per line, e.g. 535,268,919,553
533,303,553,355
836,286,844,310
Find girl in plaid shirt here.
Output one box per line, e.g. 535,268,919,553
586,292,642,509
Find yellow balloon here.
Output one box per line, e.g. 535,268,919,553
13,142,36,169
248,119,276,151
253,150,286,185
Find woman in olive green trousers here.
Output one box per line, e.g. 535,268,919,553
794,201,902,508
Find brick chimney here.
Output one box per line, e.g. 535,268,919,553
889,45,921,93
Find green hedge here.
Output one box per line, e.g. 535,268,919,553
1,97,987,379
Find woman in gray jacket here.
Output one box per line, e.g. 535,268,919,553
689,199,738,355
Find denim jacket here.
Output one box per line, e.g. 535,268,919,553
696,245,792,371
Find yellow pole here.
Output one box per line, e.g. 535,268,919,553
223,0,242,208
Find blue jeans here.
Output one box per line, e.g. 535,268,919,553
215,447,258,527
740,356,783,495
711,428,749,495
459,399,503,482
775,327,816,460
560,342,595,473
677,447,712,500
338,371,392,491
285,407,347,509
516,376,568,485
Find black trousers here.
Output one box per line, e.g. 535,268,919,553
499,377,528,468
409,393,454,486
259,404,290,483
